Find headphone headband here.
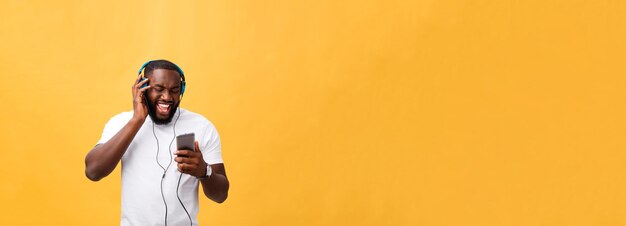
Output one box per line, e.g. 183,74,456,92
138,60,185,80
138,60,186,95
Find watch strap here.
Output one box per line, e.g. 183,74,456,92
199,163,212,179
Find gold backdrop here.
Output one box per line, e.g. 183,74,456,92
1,1,625,225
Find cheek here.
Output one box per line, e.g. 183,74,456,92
146,91,159,102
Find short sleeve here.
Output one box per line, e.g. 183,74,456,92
97,112,132,145
200,122,223,164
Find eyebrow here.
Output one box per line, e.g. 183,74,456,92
152,84,180,89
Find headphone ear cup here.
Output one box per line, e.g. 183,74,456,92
181,81,186,95
139,77,149,89
139,76,155,117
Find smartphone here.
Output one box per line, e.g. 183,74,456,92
176,133,195,156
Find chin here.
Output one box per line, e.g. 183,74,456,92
151,114,174,125
153,119,172,125
147,102,179,125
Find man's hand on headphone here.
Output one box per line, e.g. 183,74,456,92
175,141,208,178
132,73,150,121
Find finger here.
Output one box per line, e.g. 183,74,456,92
187,150,199,158
185,164,197,173
176,150,191,157
194,141,200,152
178,163,196,174
175,156,191,164
138,85,151,94
136,77,149,88
187,156,199,164
178,163,190,172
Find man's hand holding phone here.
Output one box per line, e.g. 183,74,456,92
175,133,208,178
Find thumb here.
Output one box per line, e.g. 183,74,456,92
194,141,200,152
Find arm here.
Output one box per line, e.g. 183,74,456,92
176,141,230,203
200,163,229,203
84,117,144,181
84,74,150,181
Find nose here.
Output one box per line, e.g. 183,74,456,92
160,91,173,101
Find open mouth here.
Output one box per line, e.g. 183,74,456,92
156,102,172,116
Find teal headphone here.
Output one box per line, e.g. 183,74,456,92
138,60,186,96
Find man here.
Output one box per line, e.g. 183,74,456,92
85,60,229,226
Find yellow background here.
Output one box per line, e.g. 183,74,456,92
1,0,625,225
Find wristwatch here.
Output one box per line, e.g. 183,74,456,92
199,163,212,179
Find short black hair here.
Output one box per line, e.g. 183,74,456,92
144,59,183,78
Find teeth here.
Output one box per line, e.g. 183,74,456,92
157,104,170,113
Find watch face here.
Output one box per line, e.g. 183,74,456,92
205,164,212,177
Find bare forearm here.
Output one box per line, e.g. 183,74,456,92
85,118,144,181
200,164,230,203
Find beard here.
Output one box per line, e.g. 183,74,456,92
145,97,180,125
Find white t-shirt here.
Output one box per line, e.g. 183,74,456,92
97,108,223,226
